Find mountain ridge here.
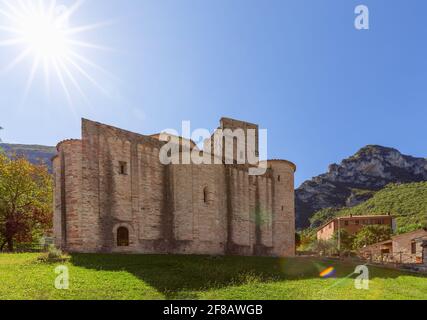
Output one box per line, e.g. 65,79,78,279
0,143,56,170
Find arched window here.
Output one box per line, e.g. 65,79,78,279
278,175,281,182
117,227,129,247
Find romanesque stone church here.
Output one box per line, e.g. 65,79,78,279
52,118,296,257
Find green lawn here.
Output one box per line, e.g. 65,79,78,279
0,253,426,300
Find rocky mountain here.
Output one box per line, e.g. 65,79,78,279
296,145,427,229
0,143,56,171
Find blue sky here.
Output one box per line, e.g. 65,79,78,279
0,0,426,186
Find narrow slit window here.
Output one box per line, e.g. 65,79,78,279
203,187,208,204
119,162,128,175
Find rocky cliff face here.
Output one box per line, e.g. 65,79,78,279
296,145,427,229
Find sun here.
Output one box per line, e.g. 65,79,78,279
19,6,69,59
0,0,111,104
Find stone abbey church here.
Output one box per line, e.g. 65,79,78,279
52,118,296,257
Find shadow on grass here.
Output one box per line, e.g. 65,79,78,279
69,254,420,299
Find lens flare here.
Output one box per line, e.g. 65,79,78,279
320,267,336,278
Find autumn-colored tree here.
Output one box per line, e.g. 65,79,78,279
0,152,52,252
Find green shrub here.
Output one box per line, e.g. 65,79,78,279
309,239,339,256
38,245,69,263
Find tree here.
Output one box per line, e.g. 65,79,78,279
333,229,355,252
353,225,392,249
297,229,317,251
0,153,52,252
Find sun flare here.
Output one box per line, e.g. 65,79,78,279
0,0,110,104
19,7,68,58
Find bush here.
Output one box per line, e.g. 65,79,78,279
309,239,339,256
38,245,69,263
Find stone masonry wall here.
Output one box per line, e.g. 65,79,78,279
170,162,228,254
392,229,427,263
269,161,296,257
54,140,83,251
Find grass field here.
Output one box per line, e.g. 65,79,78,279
0,253,426,300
